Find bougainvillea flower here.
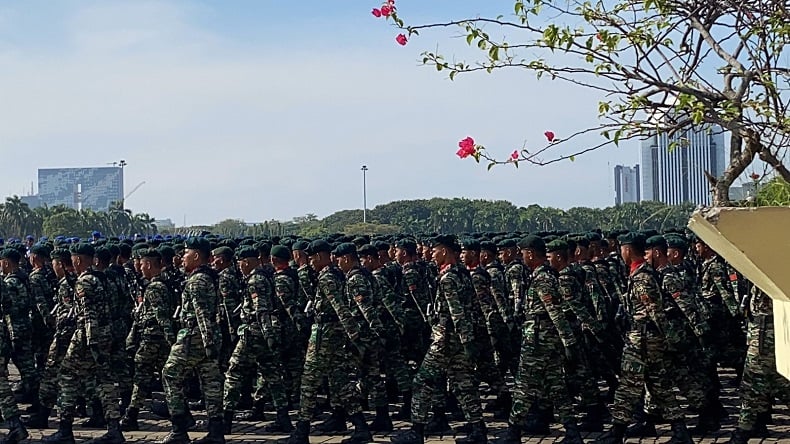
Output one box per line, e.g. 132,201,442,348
544,131,556,142
396,34,408,46
372,8,382,17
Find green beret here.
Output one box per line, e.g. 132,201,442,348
574,236,590,248
546,239,568,253
211,246,234,259
270,245,291,260
256,242,272,256
50,248,70,262
107,244,120,258
518,235,546,253
306,240,332,255
236,246,259,260
357,244,378,257
0,249,21,262
645,235,667,249
460,238,480,252
394,239,418,255
586,232,603,242
141,248,162,260
665,235,688,251
373,241,390,251
291,240,310,252
496,239,517,249
158,245,176,260
640,229,659,238
618,232,646,250
565,238,577,252
184,237,211,255
70,243,95,257
29,244,50,257
333,242,358,257
479,241,496,252
118,243,132,258
432,234,459,251
95,246,113,263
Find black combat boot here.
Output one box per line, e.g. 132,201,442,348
454,421,486,444
1,415,29,444
691,403,721,436
81,399,107,428
192,417,225,444
118,391,132,417
263,408,293,433
390,423,424,444
245,399,266,421
558,421,583,444
75,397,88,418
86,418,125,444
314,407,347,434
594,422,626,444
625,418,657,437
489,423,520,444
23,404,50,428
578,404,605,432
43,413,75,444
424,410,452,437
281,419,309,444
728,428,750,444
368,405,393,433
120,407,139,432
159,414,190,444
391,390,412,420
341,411,372,444
491,391,512,421
667,420,693,444
753,411,771,437
222,410,234,435
151,400,171,419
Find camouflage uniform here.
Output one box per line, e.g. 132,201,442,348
0,278,21,421
699,255,746,369
410,263,482,424
509,264,577,426
466,265,506,396
224,268,288,412
105,265,133,396
39,272,77,410
400,261,431,364
28,267,55,371
217,266,243,370
3,271,37,390
371,266,411,393
161,265,224,419
128,277,175,410
484,260,517,375
346,266,386,409
273,267,308,402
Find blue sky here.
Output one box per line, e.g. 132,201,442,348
0,0,693,225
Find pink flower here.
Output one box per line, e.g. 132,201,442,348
396,34,408,46
510,150,519,160
371,8,382,17
456,137,476,159
380,5,392,16
387,0,395,4
458,137,475,151
544,131,556,142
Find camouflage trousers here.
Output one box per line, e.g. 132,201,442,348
509,322,574,426
297,323,362,422
129,336,171,410
111,324,133,395
356,337,386,409
737,316,790,431
410,328,482,424
565,329,600,409
224,325,287,411
9,329,37,388
58,329,119,421
705,300,747,369
162,328,224,418
610,331,683,424
280,325,307,402
31,314,54,372
381,332,412,393
0,354,19,420
645,339,711,414
39,328,75,409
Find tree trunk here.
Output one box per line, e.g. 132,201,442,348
709,130,759,206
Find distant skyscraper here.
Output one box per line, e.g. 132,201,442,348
614,165,640,205
38,167,123,211
640,124,726,205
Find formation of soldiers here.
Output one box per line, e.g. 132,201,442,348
0,227,783,444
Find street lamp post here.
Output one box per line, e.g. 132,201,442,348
118,159,127,209
361,165,368,223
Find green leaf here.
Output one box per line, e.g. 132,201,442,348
478,39,488,50
466,33,474,46
487,163,495,171
569,155,575,162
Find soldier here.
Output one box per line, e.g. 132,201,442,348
493,236,583,444
0,249,38,402
595,233,692,444
211,246,243,372
27,245,55,378
223,246,293,434
43,243,124,444
497,239,527,322
291,240,316,311
284,239,371,444
0,257,29,444
391,234,485,444
25,249,77,429
160,237,225,444
730,287,790,443
121,248,176,431
479,241,516,376
393,239,431,378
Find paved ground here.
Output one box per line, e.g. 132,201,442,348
12,368,790,443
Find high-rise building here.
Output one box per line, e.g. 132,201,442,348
38,167,124,211
614,165,640,205
640,124,726,205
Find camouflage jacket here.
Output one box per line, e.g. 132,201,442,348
372,267,407,331
700,256,740,317
218,266,243,321
75,270,112,347
558,265,602,335
346,267,385,339
504,260,529,319
3,271,33,339
525,263,576,347
241,268,279,339
29,267,55,320
180,265,221,350
434,263,476,346
274,268,305,328
314,265,362,343
296,264,317,310
485,260,514,325
138,276,176,343
624,262,675,344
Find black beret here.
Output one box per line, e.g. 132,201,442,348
565,238,577,252
546,239,568,253
0,249,21,262
618,232,646,250
496,239,517,249
479,241,496,252
29,244,50,257
158,245,176,260
141,248,162,260
665,235,688,250
518,235,546,253
118,243,132,258
460,238,480,252
94,246,113,263
640,229,659,238
185,237,211,255
256,241,272,256
357,244,378,257
236,246,259,259
394,239,418,255
373,241,390,251
644,235,665,249
270,245,291,260
70,243,95,257
586,232,603,242
211,246,234,259
291,240,309,251
333,242,358,257
574,236,590,248
306,240,332,255
50,248,70,262
218,239,238,250
432,234,459,251
107,244,120,258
